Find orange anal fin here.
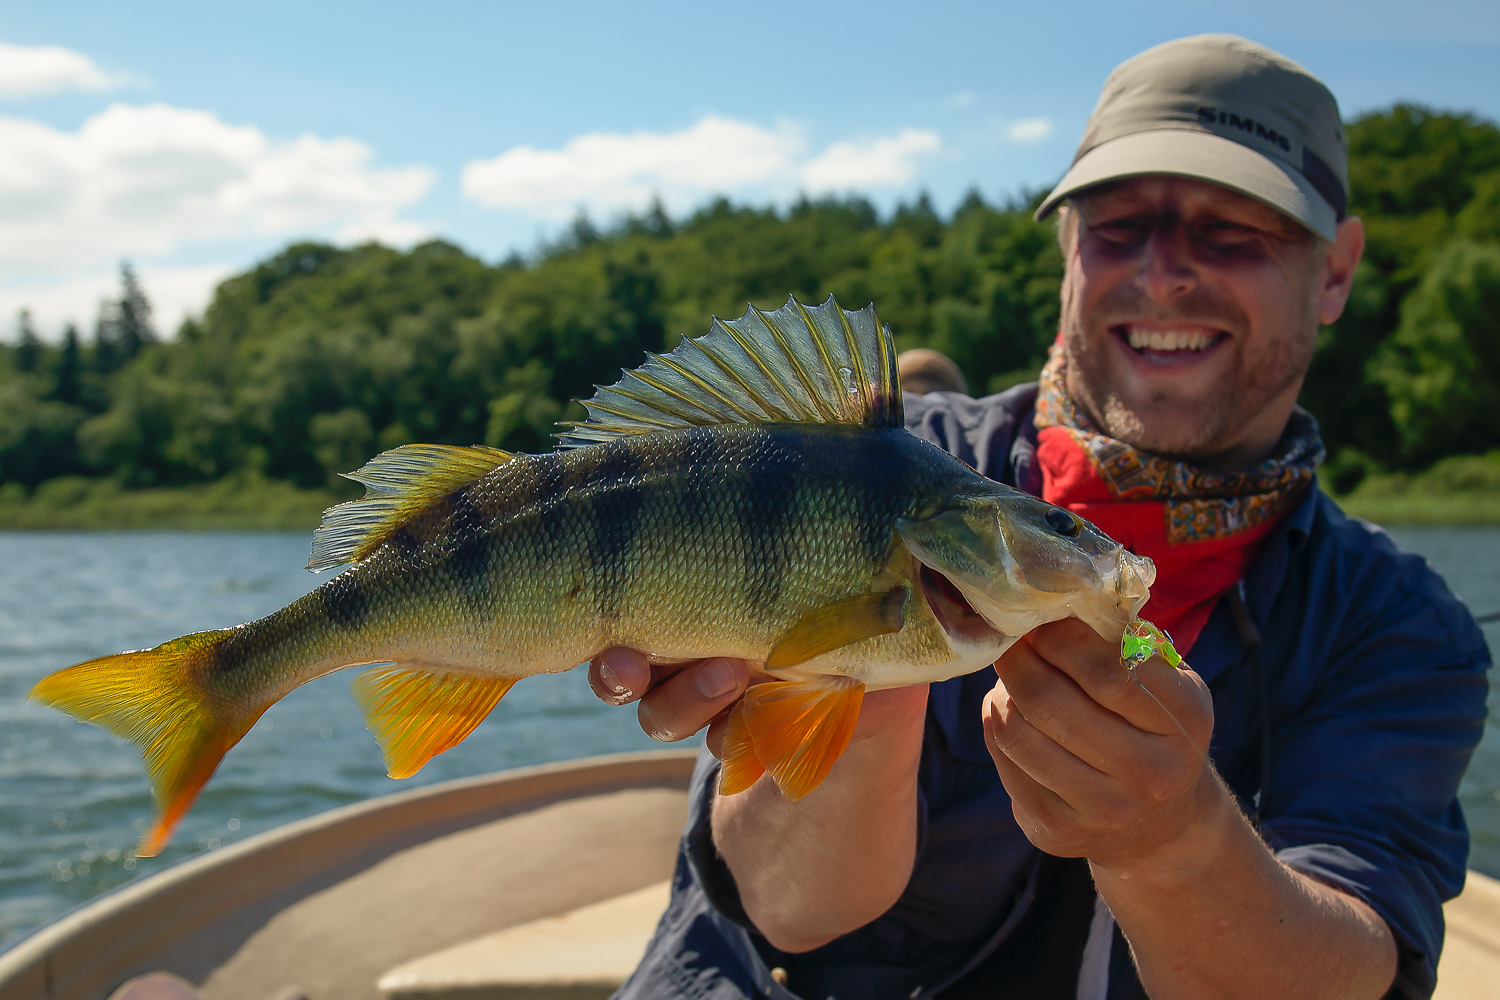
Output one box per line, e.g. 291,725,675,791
765,588,905,670
741,676,865,801
351,665,515,779
717,698,766,796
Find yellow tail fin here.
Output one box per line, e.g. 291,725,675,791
29,629,260,858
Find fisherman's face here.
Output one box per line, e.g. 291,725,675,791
1057,175,1362,469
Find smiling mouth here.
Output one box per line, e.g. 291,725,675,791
918,564,999,644
1112,325,1229,356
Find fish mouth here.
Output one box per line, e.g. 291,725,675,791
918,564,1000,645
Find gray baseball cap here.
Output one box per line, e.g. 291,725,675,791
1034,34,1349,240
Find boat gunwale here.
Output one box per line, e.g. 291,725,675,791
0,748,699,1000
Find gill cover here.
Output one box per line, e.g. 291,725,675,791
897,488,1154,642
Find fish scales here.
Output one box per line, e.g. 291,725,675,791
191,424,938,713
32,294,1157,853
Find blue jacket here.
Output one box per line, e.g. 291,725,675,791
615,386,1491,1000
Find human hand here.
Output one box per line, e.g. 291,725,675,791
587,648,751,752
588,648,930,763
982,618,1219,876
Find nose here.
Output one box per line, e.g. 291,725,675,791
1136,217,1196,305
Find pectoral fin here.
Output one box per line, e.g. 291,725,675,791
351,665,516,779
740,676,865,800
717,699,767,796
765,587,906,670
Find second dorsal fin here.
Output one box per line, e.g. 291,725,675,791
556,294,901,450
307,444,514,571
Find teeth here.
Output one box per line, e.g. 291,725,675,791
1125,327,1217,352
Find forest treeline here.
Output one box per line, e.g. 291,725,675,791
2,103,1498,504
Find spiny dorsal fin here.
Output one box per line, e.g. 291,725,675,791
307,444,514,572
555,294,901,450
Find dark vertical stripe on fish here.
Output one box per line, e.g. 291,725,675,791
320,569,370,629
739,430,800,615
585,442,645,619
670,428,718,533
848,431,902,563
389,526,423,570
446,486,494,606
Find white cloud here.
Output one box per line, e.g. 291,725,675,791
0,41,118,98
463,115,941,221
801,129,941,192
0,102,435,275
1005,117,1053,144
0,263,234,340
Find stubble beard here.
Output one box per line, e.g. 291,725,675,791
1060,290,1317,462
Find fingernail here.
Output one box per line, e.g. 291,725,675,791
598,657,630,697
697,658,737,699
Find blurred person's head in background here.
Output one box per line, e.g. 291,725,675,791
899,348,969,396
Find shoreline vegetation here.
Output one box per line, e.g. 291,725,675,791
0,475,350,531
1,451,1496,532
4,104,1500,531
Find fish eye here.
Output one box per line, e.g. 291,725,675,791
1044,507,1081,538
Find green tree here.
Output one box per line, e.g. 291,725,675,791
14,310,40,374
52,323,81,406
1301,104,1500,466
7,103,1500,502
116,262,156,360
1371,239,1500,464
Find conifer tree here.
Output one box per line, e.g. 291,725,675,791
92,301,119,375
14,309,40,373
53,323,81,404
116,262,155,359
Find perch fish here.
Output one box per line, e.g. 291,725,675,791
32,296,1156,856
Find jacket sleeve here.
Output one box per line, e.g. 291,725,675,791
1260,512,1490,998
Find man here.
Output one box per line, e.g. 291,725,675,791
590,35,1489,999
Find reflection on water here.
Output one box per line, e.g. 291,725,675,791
0,527,1494,952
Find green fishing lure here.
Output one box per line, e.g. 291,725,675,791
1121,618,1183,670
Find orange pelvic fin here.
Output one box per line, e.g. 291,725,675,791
716,698,767,795
740,676,865,800
765,588,905,670
29,628,256,858
350,664,515,779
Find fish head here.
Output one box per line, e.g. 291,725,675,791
897,484,1154,644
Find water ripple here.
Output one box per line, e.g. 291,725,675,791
0,531,685,951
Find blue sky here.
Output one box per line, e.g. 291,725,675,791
1,0,1497,337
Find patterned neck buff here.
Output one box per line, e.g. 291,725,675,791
1034,342,1324,652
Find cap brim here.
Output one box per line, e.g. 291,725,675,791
1034,129,1337,241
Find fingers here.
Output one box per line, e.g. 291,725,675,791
588,647,654,705
637,657,750,743
983,691,1097,854
1024,620,1212,745
982,686,1111,795
993,622,1212,806
992,636,1125,771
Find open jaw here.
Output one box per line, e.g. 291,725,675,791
918,564,1002,645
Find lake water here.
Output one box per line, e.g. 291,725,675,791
0,528,1496,953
